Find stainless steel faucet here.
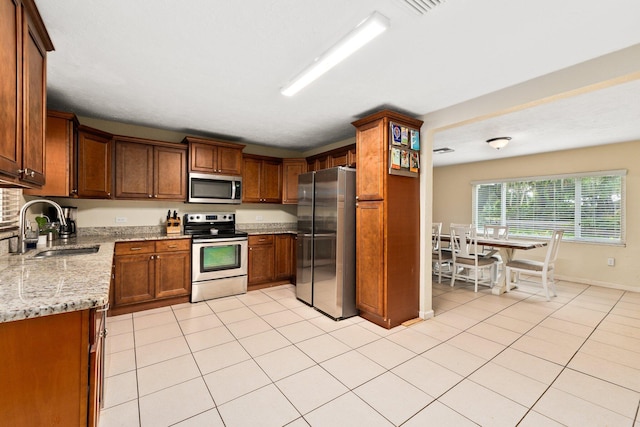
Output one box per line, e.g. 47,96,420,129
16,199,68,254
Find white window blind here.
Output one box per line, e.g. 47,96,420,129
473,170,625,244
0,188,21,231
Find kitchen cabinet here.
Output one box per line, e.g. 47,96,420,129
248,233,294,289
248,234,275,285
305,144,356,172
242,154,282,203
184,136,244,175
115,136,187,200
24,110,78,197
0,307,106,427
0,0,53,187
352,110,423,329
282,158,306,204
275,233,294,280
111,238,191,315
77,125,113,199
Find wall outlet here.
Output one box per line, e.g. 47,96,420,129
115,217,127,223
255,215,264,221
607,257,615,267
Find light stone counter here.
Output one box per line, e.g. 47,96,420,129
0,233,189,323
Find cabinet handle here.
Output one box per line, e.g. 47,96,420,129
18,168,35,177
156,255,160,259
167,245,178,248
96,303,110,313
154,194,158,198
130,247,142,251
148,194,153,198
150,255,155,260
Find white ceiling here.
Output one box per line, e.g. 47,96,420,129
37,0,640,160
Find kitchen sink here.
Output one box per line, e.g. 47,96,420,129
33,246,100,258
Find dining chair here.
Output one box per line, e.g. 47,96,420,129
505,230,564,301
432,222,452,283
449,225,498,292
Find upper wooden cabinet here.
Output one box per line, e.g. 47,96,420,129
183,136,244,176
281,158,306,204
115,136,187,201
24,110,78,197
242,154,282,203
306,144,356,172
0,0,53,187
77,125,113,199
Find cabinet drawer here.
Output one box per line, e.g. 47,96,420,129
156,239,190,252
249,234,274,246
115,241,155,255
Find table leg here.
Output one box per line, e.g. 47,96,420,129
491,247,515,295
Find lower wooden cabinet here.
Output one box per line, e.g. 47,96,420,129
0,307,105,427
111,238,191,315
248,233,295,289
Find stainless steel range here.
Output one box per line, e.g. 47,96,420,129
183,212,248,302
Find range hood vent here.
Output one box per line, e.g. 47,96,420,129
397,0,447,15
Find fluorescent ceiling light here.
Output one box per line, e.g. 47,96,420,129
281,11,390,97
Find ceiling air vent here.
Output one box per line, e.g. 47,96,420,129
397,0,447,15
433,147,454,154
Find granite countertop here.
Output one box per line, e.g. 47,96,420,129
0,233,189,323
239,222,297,236
243,229,298,235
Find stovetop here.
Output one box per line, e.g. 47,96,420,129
183,212,248,240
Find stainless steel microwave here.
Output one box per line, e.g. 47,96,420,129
188,173,242,204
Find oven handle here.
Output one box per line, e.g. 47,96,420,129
193,237,248,243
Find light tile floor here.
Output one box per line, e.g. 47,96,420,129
100,280,640,427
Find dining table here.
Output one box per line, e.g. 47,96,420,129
440,234,547,295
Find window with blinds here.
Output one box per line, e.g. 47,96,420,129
0,188,22,231
472,170,625,244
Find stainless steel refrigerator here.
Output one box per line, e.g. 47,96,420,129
296,167,357,320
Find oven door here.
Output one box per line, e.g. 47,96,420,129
192,237,248,282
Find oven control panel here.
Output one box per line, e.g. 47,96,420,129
185,213,235,224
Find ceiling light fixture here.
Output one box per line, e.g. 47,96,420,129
486,137,512,150
281,11,390,97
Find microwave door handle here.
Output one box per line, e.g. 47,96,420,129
232,182,237,200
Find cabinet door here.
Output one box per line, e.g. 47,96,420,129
0,0,21,181
242,157,262,202
21,9,47,186
282,159,306,204
155,251,191,299
261,159,282,203
217,145,243,175
115,141,153,199
274,234,292,280
24,112,75,197
355,119,386,201
189,141,217,173
154,145,187,200
78,128,112,198
113,254,155,305
248,236,275,285
356,200,385,317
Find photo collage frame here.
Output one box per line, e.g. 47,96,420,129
389,122,420,177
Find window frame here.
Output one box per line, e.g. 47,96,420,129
472,170,626,245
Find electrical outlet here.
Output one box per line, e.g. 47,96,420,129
607,257,615,267
255,215,264,221
115,217,127,223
